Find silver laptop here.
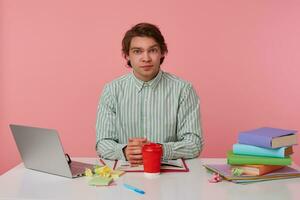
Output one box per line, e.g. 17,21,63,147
10,124,96,178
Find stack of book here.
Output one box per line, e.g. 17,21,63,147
227,127,298,176
204,127,300,184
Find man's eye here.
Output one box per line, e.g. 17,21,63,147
149,48,158,53
133,50,141,54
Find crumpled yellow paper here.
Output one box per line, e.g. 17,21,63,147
84,165,124,179
84,168,93,177
94,166,112,178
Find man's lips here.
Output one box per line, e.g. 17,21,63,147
140,65,153,68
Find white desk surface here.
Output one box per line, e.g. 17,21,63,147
1,158,300,200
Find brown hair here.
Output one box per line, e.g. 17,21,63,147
122,23,168,67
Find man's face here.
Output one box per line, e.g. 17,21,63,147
126,36,163,81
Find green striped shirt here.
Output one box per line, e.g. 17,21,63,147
96,70,204,160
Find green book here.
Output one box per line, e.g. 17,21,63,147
227,151,292,166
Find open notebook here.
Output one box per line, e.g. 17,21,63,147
113,158,189,172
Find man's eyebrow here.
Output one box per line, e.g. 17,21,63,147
148,44,160,49
130,44,160,50
130,47,142,50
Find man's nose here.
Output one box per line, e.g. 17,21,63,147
142,52,151,62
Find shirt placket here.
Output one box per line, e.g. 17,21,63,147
141,83,151,138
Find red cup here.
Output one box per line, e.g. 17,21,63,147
142,143,162,177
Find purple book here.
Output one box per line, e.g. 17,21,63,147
238,127,297,148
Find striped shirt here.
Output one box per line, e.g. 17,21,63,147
96,70,204,160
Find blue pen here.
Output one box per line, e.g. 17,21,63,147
123,184,145,195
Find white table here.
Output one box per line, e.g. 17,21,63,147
1,158,300,200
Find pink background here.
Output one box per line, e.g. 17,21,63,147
1,0,300,174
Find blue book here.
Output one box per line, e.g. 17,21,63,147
238,127,298,148
233,143,293,158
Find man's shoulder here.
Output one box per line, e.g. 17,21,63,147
104,73,131,89
162,71,192,89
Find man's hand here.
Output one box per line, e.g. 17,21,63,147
124,138,148,166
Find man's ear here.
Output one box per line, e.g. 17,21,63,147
160,55,165,65
125,54,132,67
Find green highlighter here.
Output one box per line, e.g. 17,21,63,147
88,177,113,186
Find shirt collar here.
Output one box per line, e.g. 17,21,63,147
131,70,163,92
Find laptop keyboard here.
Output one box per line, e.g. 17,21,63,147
70,161,94,176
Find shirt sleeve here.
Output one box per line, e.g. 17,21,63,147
161,84,204,160
95,84,126,160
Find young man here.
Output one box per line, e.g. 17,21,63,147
96,23,204,165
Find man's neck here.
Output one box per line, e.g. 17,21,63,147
133,70,160,82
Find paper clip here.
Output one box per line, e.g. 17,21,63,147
209,173,222,183
232,168,244,176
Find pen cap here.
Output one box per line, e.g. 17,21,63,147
142,143,162,174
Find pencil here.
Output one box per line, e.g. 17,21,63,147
99,158,106,166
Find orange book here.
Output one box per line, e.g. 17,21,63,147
231,165,284,176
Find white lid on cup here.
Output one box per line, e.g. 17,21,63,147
144,172,160,179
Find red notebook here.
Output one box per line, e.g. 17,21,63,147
113,158,189,172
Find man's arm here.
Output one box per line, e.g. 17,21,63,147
161,84,204,160
96,85,127,160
